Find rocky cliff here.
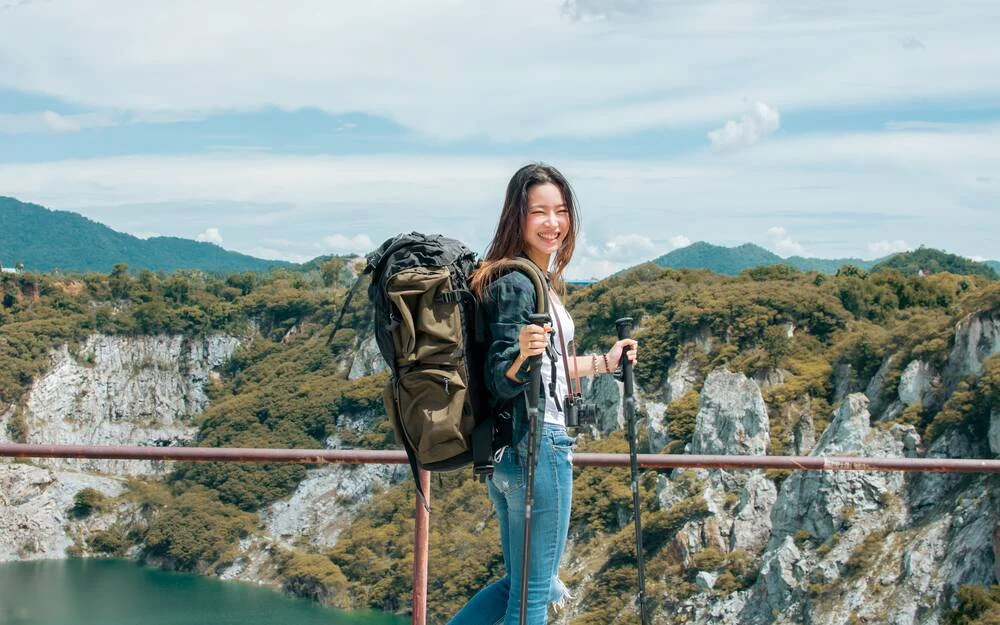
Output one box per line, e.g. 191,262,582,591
3,301,1000,625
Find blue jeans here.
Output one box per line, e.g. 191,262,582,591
447,423,575,625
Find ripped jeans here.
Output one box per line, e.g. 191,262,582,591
447,422,574,625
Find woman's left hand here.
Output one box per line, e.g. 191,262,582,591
606,339,638,371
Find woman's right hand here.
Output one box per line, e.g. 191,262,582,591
518,323,552,359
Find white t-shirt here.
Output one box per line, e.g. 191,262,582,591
540,293,575,426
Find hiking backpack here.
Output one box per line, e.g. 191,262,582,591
330,232,548,493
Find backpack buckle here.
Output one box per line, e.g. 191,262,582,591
473,462,494,482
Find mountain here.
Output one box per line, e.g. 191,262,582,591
871,246,998,280
783,254,877,274
988,260,1000,274
0,196,295,274
651,242,878,275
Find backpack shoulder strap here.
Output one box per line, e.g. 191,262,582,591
495,258,549,316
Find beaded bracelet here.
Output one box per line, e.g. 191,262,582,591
602,353,611,374
591,353,599,376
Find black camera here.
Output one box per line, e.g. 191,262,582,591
564,393,598,427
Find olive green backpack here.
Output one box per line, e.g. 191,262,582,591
331,232,547,501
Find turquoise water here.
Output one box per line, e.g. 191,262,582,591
0,559,408,625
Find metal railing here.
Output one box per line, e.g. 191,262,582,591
4,442,1000,625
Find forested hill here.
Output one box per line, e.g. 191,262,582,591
4,252,1000,624
651,242,879,275
0,196,295,274
652,241,998,278
871,246,1000,280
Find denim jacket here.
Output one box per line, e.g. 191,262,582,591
481,269,548,450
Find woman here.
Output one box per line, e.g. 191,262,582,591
448,163,638,625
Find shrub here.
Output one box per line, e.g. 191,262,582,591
71,488,108,518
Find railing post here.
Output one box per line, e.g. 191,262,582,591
413,469,430,625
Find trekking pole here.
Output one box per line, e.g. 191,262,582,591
616,317,650,625
520,312,550,625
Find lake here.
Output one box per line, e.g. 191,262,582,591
0,558,408,625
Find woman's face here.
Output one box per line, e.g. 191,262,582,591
522,182,570,270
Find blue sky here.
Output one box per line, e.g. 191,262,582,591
0,0,997,279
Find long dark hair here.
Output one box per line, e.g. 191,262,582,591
471,163,579,297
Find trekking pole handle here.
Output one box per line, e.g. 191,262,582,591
615,317,634,398
527,313,551,400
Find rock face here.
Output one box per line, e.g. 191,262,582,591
897,359,937,406
691,370,769,457
348,335,387,380
664,356,699,404
263,463,399,550
946,309,1000,381
648,354,702,452
770,394,908,542
583,373,624,435
990,408,1000,457
0,463,124,561
864,355,895,419
650,368,776,584
0,334,241,475
833,363,862,403
0,333,240,561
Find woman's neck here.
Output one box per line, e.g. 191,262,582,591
523,250,551,274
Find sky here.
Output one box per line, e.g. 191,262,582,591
0,0,997,280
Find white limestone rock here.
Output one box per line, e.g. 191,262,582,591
264,462,399,549
584,374,624,435
793,410,816,456
753,367,789,390
833,363,862,403
770,394,907,543
3,334,240,476
897,359,937,406
909,427,982,512
644,400,669,453
691,369,769,457
754,536,803,618
945,309,1000,381
664,356,699,404
348,334,387,380
729,471,778,553
991,408,1000,457
695,571,718,590
0,462,124,561
864,355,895,419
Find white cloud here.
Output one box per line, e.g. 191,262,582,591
0,121,997,273
668,235,691,250
196,227,223,245
323,233,375,255
0,2,997,141
766,226,807,257
566,231,659,280
0,111,119,134
867,240,912,258
708,102,781,151
601,233,658,261
41,111,79,133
